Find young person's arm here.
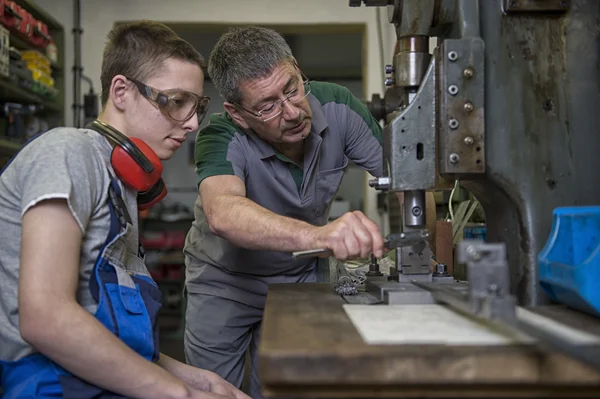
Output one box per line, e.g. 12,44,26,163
158,354,250,399
19,199,200,399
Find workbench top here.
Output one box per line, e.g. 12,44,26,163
259,283,600,398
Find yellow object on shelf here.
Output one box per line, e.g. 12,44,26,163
26,60,51,76
28,66,55,88
21,50,51,65
22,50,52,74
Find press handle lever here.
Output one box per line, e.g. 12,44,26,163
291,230,430,260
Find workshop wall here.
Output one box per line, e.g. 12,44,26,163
35,0,397,224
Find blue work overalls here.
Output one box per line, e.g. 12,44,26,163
0,134,163,398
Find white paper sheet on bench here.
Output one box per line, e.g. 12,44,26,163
343,304,514,345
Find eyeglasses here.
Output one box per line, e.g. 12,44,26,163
126,77,211,125
236,74,311,122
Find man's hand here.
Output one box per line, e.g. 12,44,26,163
313,211,384,260
184,370,250,399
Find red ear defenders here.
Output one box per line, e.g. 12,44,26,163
86,119,167,210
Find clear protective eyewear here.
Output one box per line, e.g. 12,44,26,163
237,73,311,122
127,76,211,125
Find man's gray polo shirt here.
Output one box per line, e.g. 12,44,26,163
184,81,383,308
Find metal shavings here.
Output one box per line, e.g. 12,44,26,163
335,276,358,296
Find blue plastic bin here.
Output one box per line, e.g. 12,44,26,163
538,206,600,317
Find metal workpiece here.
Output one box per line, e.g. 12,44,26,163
437,38,485,176
382,59,437,191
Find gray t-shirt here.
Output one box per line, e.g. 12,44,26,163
0,127,141,362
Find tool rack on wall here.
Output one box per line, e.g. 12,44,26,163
0,0,65,167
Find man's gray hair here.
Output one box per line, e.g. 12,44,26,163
208,26,294,105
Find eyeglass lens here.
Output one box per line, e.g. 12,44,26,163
260,81,310,122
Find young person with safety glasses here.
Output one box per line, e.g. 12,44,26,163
0,20,249,399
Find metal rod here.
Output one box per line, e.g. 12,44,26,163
292,248,333,260
72,0,82,128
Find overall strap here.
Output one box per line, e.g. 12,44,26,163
104,171,145,259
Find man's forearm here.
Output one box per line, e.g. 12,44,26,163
25,302,189,399
207,195,318,252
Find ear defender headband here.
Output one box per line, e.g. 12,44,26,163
86,119,167,210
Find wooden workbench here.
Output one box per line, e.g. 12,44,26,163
259,283,600,398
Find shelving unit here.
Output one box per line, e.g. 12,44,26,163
0,0,65,166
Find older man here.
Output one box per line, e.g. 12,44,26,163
184,25,434,398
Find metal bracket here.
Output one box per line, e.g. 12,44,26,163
398,242,432,278
386,230,430,248
438,38,485,176
503,0,570,13
458,240,516,322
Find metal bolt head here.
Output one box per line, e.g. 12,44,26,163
436,263,448,274
448,51,458,61
448,85,458,96
449,153,460,164
411,206,422,217
449,118,460,129
463,68,474,78
384,77,394,87
464,102,474,112
488,284,499,294
385,64,395,74
464,136,474,146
